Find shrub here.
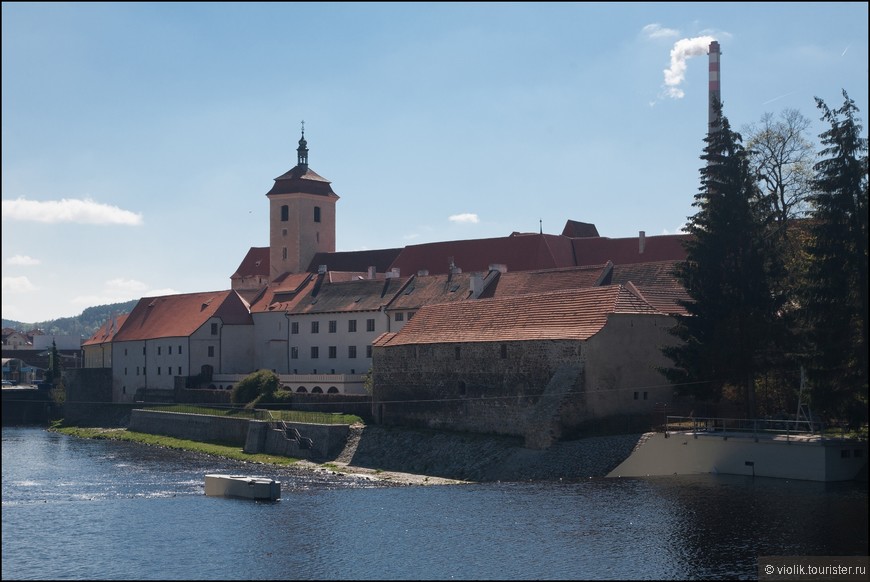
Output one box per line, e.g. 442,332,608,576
230,370,280,405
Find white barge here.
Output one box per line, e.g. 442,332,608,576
204,474,281,500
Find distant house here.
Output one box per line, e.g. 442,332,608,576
1,329,31,350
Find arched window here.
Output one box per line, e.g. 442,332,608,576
296,386,307,393
327,386,339,394
281,205,289,221
312,386,323,394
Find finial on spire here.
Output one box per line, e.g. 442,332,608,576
539,219,543,234
297,120,309,168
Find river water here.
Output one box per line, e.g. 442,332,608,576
2,427,867,580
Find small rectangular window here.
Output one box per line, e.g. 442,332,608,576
348,346,357,359
329,320,337,333
168,346,172,355
633,392,639,400
348,320,357,332
291,322,299,334
179,345,182,354
311,321,319,334
311,346,319,359
157,367,161,375
366,345,372,358
211,323,218,335
178,367,182,375
157,347,162,355
500,344,508,359
328,346,337,359
291,347,298,360
208,346,215,357
395,312,404,322
367,318,375,332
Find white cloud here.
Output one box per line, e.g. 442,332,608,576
663,36,716,99
448,213,479,224
1,197,144,225
642,23,679,40
2,276,37,293
6,255,41,266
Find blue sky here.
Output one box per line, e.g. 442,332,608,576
2,2,868,325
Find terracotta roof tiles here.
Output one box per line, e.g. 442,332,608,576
374,285,661,347
114,290,252,342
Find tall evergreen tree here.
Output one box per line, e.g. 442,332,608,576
663,101,788,418
802,90,869,427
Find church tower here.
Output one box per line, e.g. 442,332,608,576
266,126,339,281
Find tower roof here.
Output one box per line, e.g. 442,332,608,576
266,127,338,198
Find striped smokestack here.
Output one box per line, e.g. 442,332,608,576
708,40,721,132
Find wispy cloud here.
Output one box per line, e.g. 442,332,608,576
642,23,679,40
662,36,716,99
6,255,41,266
2,276,37,293
1,197,143,225
448,213,479,224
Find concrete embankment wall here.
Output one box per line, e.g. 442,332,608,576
608,432,869,482
128,410,349,461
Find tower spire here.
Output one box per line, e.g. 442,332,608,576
297,120,309,168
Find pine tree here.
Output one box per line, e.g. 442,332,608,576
802,90,869,427
663,101,788,418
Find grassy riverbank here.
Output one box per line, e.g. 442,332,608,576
53,425,301,466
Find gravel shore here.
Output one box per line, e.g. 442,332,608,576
313,424,646,485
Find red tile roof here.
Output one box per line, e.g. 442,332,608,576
114,290,252,341
388,233,576,276
81,314,130,346
572,233,689,266
373,285,661,346
561,219,600,238
251,273,315,313
231,247,270,280
481,264,611,298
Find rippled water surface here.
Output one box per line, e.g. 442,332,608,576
3,427,867,580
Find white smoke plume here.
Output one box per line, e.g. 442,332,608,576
663,36,715,98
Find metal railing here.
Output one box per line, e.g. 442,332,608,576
664,415,829,442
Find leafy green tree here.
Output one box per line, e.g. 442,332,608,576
231,369,280,405
662,101,789,418
801,90,869,427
